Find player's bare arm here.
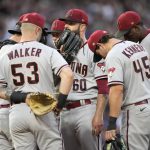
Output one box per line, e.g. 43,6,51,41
59,66,74,95
105,84,123,141
92,93,108,136
54,66,73,114
0,82,11,100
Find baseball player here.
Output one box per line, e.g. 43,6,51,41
87,30,150,150
48,19,65,47
58,9,108,150
47,19,65,89
0,12,73,150
115,11,150,55
0,17,22,150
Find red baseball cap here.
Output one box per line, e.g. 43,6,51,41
59,9,88,25
87,30,108,62
48,19,65,34
21,12,45,28
115,11,141,38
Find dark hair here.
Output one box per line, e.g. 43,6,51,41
99,34,114,44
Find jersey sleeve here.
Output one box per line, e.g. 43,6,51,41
0,56,7,88
106,55,124,86
94,59,107,80
50,49,69,76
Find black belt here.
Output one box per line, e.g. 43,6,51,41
0,104,10,109
65,99,92,110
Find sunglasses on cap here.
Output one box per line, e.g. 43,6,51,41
65,21,79,26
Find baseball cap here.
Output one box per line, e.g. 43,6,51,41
87,30,108,62
115,11,141,38
21,12,45,28
59,9,88,25
7,14,26,35
8,23,21,35
48,19,65,34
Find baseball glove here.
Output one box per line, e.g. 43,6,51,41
27,92,57,116
103,134,127,150
55,29,82,64
0,39,17,49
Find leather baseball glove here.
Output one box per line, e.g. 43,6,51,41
55,29,82,64
103,134,127,150
27,92,57,116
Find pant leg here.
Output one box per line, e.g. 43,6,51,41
61,104,102,150
9,103,37,150
35,112,64,150
121,103,150,150
61,110,80,150
0,108,14,150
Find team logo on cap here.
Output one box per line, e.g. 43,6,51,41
108,67,116,77
92,42,96,46
24,18,28,21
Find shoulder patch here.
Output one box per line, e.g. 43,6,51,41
97,62,105,72
108,67,116,77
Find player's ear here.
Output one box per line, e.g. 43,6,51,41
79,24,86,32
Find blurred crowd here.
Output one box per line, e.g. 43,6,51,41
0,0,150,41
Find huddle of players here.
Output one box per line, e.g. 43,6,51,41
0,8,150,150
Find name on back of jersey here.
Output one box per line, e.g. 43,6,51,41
7,47,42,60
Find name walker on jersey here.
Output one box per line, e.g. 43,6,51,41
7,47,42,60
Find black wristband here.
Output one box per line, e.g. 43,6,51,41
10,91,28,104
57,93,68,109
107,116,117,130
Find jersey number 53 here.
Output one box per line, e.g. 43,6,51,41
11,62,39,86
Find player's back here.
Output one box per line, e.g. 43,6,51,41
0,41,67,94
106,41,150,105
140,33,150,56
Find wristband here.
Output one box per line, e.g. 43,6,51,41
107,116,117,130
10,91,28,104
57,93,68,109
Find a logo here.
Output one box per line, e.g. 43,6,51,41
97,62,105,72
108,67,116,77
140,107,146,111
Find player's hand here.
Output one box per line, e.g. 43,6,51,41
92,114,103,136
53,106,61,116
105,129,117,141
25,93,31,105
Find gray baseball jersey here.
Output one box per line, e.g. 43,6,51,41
0,41,68,95
61,43,107,150
106,41,150,106
68,43,107,100
141,33,150,56
106,40,150,150
0,41,68,150
0,44,14,150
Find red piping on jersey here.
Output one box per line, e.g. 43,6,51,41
108,81,123,85
112,40,125,48
126,110,130,150
56,64,69,75
95,75,107,80
81,41,87,48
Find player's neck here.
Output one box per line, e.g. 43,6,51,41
20,36,37,43
111,39,123,49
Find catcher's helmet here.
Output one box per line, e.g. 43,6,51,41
103,134,127,150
